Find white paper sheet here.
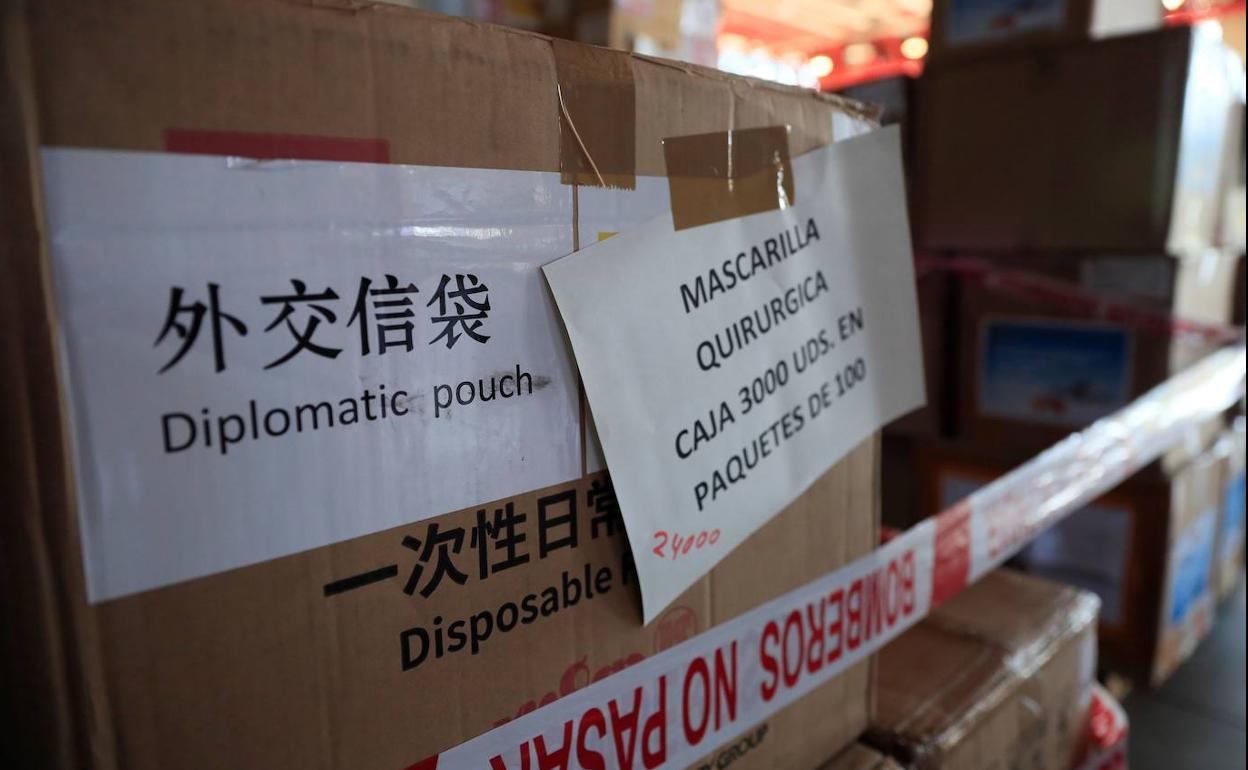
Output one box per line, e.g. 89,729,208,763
543,128,925,622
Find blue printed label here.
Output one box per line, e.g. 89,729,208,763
979,320,1131,427
1221,471,1246,565
1169,510,1216,625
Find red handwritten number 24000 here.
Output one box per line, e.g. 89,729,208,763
652,529,721,560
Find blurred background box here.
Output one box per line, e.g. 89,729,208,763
1213,417,1246,601
915,25,1243,255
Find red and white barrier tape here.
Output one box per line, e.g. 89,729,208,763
414,346,1243,770
916,254,1245,346
1073,685,1129,770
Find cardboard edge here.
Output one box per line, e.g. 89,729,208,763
0,4,114,768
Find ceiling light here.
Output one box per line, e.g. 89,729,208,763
900,36,929,60
809,55,835,78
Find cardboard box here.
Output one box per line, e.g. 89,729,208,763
952,251,1237,464
817,743,905,770
0,2,882,768
868,569,1098,770
1233,255,1246,326
915,26,1243,254
917,442,1221,685
1214,418,1247,600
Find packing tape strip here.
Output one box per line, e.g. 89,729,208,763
553,40,636,190
663,126,795,232
412,346,1242,770
918,254,1244,345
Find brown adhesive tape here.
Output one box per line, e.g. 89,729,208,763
552,39,636,190
663,125,794,231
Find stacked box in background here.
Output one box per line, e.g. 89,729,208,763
909,437,1223,684
818,744,906,770
853,19,1246,685
915,25,1242,256
1,2,883,768
867,570,1099,770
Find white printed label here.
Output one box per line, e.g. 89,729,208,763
543,128,925,623
42,149,614,602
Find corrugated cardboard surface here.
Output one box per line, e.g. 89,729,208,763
18,0,869,175
868,570,1098,770
1,1,881,768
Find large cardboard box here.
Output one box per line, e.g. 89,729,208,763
0,2,882,768
917,442,1221,684
952,251,1238,464
868,569,1098,770
915,26,1243,255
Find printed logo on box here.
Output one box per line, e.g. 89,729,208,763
978,319,1132,427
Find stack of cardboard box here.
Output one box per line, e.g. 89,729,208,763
873,12,1245,684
